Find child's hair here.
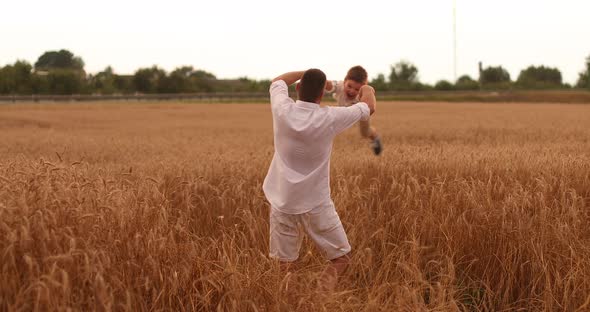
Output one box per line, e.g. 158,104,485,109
345,66,368,84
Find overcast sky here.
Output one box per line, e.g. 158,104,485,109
2,0,589,84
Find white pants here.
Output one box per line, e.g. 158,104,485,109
269,203,351,262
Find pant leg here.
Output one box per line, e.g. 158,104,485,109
300,203,351,261
269,208,303,262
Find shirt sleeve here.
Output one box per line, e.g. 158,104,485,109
269,80,294,113
331,102,370,134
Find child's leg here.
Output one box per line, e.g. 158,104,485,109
358,85,381,144
359,119,378,140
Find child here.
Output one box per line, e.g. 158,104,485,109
325,65,382,155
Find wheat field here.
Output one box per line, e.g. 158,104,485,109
0,101,589,311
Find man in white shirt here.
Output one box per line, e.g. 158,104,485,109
263,68,376,291
324,65,383,155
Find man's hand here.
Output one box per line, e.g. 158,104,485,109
272,71,305,86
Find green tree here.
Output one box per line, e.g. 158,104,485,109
434,80,454,91
480,66,510,83
235,77,271,92
0,60,34,94
32,50,87,94
89,66,117,94
34,49,84,72
133,66,166,93
370,73,388,91
190,70,217,92
231,76,272,92
480,66,511,89
157,66,220,93
113,75,134,94
576,55,590,89
161,66,198,93
191,70,216,80
389,61,419,90
44,69,86,94
454,75,479,90
516,65,563,89
0,66,10,94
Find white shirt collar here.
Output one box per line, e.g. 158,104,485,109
295,100,319,109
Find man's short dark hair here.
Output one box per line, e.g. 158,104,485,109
298,68,326,102
345,66,368,84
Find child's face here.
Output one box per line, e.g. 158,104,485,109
343,79,366,99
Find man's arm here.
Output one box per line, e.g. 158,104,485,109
358,85,376,115
272,71,305,85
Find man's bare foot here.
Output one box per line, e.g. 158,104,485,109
317,254,350,293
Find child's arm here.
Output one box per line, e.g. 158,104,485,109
325,80,334,92
325,80,339,94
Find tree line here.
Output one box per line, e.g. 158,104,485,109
0,50,271,95
1,49,589,95
373,58,590,91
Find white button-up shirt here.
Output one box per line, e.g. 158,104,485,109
263,80,370,214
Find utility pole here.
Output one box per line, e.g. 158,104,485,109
453,0,457,82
